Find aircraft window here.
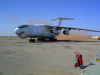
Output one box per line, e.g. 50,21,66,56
18,25,28,28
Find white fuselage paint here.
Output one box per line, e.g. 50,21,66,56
14,25,61,39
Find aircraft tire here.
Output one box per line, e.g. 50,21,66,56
29,39,31,42
49,38,57,41
38,38,45,41
54,39,57,41
38,38,41,41
29,39,35,42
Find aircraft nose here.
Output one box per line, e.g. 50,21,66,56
14,28,20,34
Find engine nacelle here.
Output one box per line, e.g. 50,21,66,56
63,29,70,35
50,30,54,33
50,29,58,34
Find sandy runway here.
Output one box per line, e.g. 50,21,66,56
0,38,100,75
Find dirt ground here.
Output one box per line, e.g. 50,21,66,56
0,38,100,75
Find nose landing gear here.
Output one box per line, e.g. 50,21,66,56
29,38,35,42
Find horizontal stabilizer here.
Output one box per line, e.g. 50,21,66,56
50,17,74,26
51,17,74,21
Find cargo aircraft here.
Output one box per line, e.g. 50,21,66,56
14,17,100,42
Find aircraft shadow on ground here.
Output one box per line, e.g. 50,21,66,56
27,40,100,43
57,40,100,42
34,40,100,43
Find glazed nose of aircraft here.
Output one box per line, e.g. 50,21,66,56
14,28,20,34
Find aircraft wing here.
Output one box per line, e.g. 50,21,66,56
44,25,57,29
44,25,100,32
57,26,100,32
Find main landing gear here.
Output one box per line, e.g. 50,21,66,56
38,38,45,41
29,38,57,42
49,38,57,41
29,38,35,42
38,38,57,41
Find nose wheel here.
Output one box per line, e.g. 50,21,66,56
29,38,35,42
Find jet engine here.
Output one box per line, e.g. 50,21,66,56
63,29,70,35
50,28,58,34
50,29,54,33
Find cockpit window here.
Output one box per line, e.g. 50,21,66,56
18,25,28,28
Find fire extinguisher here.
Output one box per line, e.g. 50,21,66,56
74,52,83,69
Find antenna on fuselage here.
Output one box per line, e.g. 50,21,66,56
51,17,74,26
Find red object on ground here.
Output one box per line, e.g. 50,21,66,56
74,52,83,69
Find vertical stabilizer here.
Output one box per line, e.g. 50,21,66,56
51,17,74,26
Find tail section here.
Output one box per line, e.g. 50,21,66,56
51,17,74,26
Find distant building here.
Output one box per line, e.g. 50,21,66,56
91,36,100,39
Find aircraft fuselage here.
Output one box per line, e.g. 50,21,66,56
14,24,60,39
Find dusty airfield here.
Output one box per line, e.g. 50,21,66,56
0,37,100,75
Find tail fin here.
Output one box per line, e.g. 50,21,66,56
51,17,74,26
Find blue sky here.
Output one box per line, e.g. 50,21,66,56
0,0,100,36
